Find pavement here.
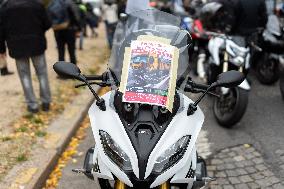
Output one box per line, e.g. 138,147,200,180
0,24,108,189
198,73,284,179
54,72,284,189
3,88,96,189
0,25,108,135
57,127,100,189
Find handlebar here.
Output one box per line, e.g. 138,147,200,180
84,75,103,80
75,72,111,88
192,82,210,90
185,80,219,97
186,80,210,91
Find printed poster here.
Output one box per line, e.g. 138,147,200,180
120,36,179,111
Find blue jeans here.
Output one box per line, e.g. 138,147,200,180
16,54,51,109
105,21,117,49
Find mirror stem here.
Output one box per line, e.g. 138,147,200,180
193,85,212,107
79,75,106,111
187,83,215,116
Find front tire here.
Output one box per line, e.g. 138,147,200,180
255,54,279,85
98,178,113,189
213,87,248,128
280,77,284,100
279,62,284,100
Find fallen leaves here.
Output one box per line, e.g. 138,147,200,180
0,80,81,180
0,43,109,183
43,88,110,189
43,117,90,189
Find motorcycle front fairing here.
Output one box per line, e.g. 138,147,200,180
88,91,204,188
85,9,205,188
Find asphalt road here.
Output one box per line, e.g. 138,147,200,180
199,74,284,179
56,73,284,188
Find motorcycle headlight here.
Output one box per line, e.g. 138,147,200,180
230,47,247,66
99,130,132,171
231,46,246,57
231,56,245,66
153,136,191,173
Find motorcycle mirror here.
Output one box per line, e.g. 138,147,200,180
53,61,82,80
120,13,128,21
213,70,245,88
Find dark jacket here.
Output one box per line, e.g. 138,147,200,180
66,0,81,31
210,0,240,33
233,0,268,36
0,0,51,59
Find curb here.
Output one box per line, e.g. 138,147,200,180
3,86,99,189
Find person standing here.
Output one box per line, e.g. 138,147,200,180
101,0,118,49
76,1,87,50
48,0,81,65
0,0,13,76
0,53,13,76
233,0,268,36
0,0,51,113
86,2,99,38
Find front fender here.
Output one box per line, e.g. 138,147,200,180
238,79,250,90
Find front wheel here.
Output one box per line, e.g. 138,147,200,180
213,87,249,128
280,77,284,100
255,54,279,85
279,62,284,100
98,178,113,189
98,179,196,189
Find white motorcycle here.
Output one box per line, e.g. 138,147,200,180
207,32,251,127
54,9,245,189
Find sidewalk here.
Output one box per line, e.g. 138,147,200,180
0,25,109,183
197,131,284,189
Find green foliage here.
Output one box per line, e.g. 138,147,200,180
16,154,28,162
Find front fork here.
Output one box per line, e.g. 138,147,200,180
223,52,229,73
114,180,170,189
223,51,244,73
159,182,170,189
115,180,126,189
222,52,244,95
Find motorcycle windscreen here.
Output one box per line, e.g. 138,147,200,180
108,9,191,109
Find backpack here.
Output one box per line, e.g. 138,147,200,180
47,0,70,30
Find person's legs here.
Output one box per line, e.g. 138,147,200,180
0,67,14,76
31,54,51,111
79,31,84,50
104,21,112,49
106,23,117,49
90,25,95,36
83,24,87,37
15,58,38,112
54,30,66,61
0,56,13,76
66,29,77,64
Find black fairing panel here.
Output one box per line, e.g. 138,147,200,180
114,91,180,180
